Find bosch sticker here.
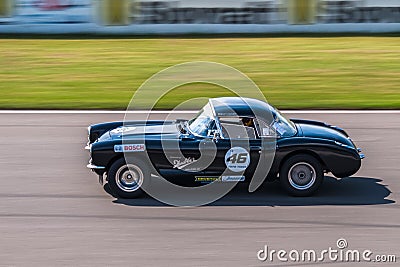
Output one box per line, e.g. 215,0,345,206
224,147,250,172
114,144,145,152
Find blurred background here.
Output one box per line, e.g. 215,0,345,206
0,0,399,109
1,3,399,267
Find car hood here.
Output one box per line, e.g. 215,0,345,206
101,122,180,141
295,121,355,148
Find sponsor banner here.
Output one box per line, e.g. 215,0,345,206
134,0,277,24
114,144,145,152
14,0,91,23
130,0,400,24
317,0,400,23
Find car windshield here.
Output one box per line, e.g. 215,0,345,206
269,106,297,137
188,103,216,137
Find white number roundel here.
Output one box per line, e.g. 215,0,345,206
225,147,250,172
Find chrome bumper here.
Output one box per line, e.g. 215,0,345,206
87,162,105,170
85,142,91,150
357,148,365,159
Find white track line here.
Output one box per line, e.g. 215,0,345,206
0,110,399,114
283,110,400,114
0,110,195,114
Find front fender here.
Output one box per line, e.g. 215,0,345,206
276,137,362,178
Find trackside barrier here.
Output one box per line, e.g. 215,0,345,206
0,0,399,34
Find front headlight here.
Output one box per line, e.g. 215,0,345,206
85,126,92,150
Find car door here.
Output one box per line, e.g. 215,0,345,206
200,117,263,182
151,134,206,185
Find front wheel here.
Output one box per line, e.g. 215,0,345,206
107,158,149,198
279,154,323,197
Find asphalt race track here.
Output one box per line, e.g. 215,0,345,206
0,112,398,266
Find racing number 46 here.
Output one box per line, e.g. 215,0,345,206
227,153,248,164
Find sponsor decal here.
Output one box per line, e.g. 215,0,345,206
110,126,136,134
221,175,245,182
195,176,220,183
114,144,145,152
225,147,250,172
173,157,197,170
195,176,245,183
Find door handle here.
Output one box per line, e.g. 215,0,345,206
250,146,262,154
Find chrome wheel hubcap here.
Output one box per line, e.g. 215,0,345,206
288,162,316,190
115,164,144,192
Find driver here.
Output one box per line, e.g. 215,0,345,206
242,117,254,128
241,117,256,139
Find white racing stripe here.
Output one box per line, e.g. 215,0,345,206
0,110,399,114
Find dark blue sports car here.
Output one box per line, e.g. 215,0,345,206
86,97,364,198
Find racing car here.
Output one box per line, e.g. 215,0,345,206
86,97,364,198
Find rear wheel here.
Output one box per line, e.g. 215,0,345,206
279,154,323,197
107,158,149,198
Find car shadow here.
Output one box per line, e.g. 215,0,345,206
109,176,394,207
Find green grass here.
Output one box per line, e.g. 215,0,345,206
0,37,399,109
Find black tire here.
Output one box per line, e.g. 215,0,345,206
279,154,323,197
107,158,149,199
